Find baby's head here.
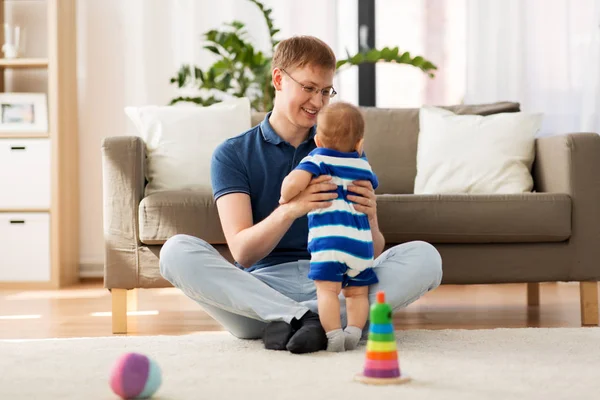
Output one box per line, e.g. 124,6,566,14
315,102,365,154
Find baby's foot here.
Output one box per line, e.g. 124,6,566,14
344,326,362,350
326,328,345,352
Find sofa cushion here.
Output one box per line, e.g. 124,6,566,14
415,106,543,194
361,102,521,195
139,191,225,245
127,97,252,197
377,193,571,243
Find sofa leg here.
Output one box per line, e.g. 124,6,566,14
580,282,599,326
127,289,138,312
112,289,128,334
527,283,540,306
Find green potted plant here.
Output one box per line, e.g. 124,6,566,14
169,0,437,111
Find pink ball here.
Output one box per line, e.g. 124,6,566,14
110,353,162,399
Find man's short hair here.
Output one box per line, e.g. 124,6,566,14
272,36,336,71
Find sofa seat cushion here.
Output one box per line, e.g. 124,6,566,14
139,191,226,245
377,193,571,244
139,191,571,246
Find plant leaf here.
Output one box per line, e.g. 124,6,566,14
350,53,365,64
219,73,233,91
380,47,391,61
422,61,437,71
366,48,380,62
170,64,191,88
229,21,245,30
397,51,411,63
169,96,221,107
204,45,221,56
412,56,424,67
205,30,218,42
336,59,348,68
212,60,229,74
195,67,205,83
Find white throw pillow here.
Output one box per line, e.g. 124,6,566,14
125,97,252,196
414,106,543,194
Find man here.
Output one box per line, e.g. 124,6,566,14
159,36,443,354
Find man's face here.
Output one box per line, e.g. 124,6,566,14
273,64,336,130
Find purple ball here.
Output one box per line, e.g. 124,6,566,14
110,353,162,399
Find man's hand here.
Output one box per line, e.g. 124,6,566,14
348,180,385,257
347,180,377,222
280,175,338,220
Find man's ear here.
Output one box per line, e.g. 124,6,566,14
355,138,365,154
272,68,283,91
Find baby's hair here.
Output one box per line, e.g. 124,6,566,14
316,102,365,152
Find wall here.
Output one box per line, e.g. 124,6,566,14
77,0,175,275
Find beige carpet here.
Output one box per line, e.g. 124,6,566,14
2,328,599,399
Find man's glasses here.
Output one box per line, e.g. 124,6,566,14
281,69,337,99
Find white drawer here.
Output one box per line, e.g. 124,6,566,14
0,213,50,281
0,139,51,209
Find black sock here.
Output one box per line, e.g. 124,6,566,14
286,311,327,354
263,321,294,351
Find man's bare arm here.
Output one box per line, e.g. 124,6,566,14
216,193,293,269
216,176,338,269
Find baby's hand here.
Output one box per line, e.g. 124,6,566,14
279,195,288,205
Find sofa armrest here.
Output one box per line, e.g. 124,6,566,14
101,136,146,288
533,133,600,280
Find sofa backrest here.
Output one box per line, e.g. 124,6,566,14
251,101,520,194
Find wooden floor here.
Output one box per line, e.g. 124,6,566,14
0,280,595,339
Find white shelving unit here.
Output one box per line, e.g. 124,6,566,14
0,0,79,289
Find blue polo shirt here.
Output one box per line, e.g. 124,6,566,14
211,112,317,271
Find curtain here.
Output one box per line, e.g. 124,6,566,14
371,0,467,108
465,0,600,135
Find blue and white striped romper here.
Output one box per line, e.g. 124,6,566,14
295,147,380,287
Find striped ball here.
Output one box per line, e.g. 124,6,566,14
110,353,162,399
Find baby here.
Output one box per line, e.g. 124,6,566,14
279,101,379,352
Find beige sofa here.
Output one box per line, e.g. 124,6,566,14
102,102,600,334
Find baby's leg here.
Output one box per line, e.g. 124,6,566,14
341,285,369,350
315,280,344,352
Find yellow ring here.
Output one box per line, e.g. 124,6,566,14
366,341,397,352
